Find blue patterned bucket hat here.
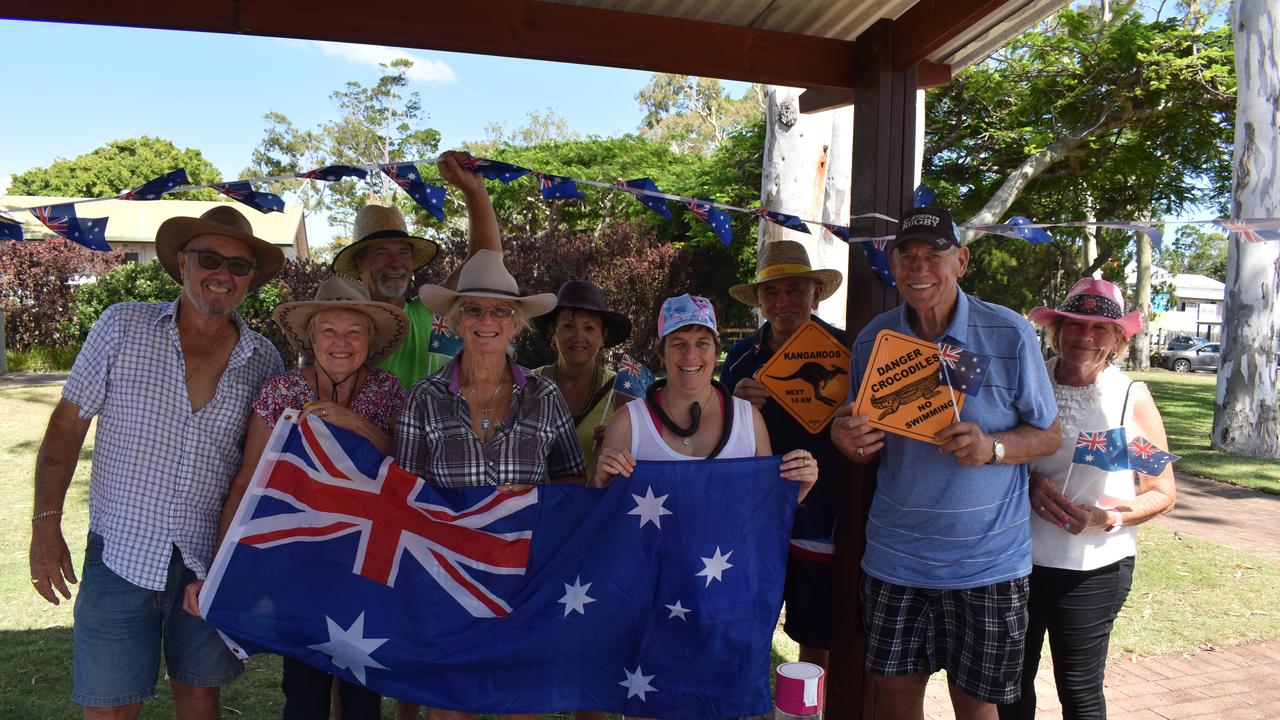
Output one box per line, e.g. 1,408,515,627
657,294,719,339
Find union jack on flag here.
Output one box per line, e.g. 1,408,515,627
1127,435,1180,476
1220,219,1264,244
431,315,452,336
872,238,888,252
535,172,585,200
820,223,850,241
1072,427,1128,471
198,412,798,718
686,198,733,247
614,354,656,400
31,203,110,251
300,165,369,182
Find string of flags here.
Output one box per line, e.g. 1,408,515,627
3,157,1278,270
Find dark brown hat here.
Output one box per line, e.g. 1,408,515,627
533,280,632,349
155,205,285,291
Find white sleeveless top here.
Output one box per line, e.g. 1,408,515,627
624,393,758,461
1029,357,1139,571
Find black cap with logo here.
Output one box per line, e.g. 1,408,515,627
886,206,961,255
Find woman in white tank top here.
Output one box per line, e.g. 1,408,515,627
1000,279,1177,720
593,294,817,502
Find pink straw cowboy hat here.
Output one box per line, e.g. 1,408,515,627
1028,277,1144,340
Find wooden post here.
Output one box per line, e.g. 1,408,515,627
826,18,917,720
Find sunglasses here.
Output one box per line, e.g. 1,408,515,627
461,304,516,320
184,249,256,277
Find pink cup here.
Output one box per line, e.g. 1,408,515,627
775,661,825,717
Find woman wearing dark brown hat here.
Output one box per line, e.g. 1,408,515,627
182,276,408,720
532,280,633,478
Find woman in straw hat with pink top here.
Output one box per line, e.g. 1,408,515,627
1000,278,1177,720
183,275,410,719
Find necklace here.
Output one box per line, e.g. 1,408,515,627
549,361,603,424
657,386,714,446
182,318,233,383
463,381,505,433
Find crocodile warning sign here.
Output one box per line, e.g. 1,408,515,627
852,329,965,444
757,320,851,433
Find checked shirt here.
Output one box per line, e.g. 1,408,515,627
63,300,283,590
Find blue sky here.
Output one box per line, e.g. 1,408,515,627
0,20,669,207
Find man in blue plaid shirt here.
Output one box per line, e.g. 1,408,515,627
28,206,286,719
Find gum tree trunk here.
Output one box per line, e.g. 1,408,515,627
1211,0,1280,457
761,86,852,328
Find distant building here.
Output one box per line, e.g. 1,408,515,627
0,195,309,263
1127,263,1225,343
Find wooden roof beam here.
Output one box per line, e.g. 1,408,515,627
799,61,949,113
892,0,1018,70
1,0,863,89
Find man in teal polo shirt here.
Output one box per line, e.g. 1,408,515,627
331,151,502,387
832,206,1060,719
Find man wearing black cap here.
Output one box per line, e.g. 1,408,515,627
29,206,287,718
831,206,1060,718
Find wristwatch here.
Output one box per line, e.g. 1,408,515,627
1105,510,1124,533
987,435,1006,464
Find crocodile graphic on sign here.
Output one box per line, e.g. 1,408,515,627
766,363,849,407
870,371,942,420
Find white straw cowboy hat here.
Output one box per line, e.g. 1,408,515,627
331,204,440,279
155,205,285,291
418,249,557,318
729,240,843,307
273,276,409,365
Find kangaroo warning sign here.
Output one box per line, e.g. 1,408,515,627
757,321,851,433
852,329,965,444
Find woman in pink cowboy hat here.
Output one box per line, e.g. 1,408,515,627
1000,278,1177,720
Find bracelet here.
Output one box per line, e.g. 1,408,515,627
32,509,63,523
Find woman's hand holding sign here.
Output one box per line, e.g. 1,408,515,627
831,401,884,463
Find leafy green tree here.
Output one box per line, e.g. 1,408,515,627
925,6,1235,312
637,74,765,155
1160,225,1228,280
245,59,442,233
8,136,223,200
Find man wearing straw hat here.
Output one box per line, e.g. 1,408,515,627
831,206,1060,718
28,205,285,718
332,151,502,388
720,239,846,671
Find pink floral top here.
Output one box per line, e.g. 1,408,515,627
252,368,406,433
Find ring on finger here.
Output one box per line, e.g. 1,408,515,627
857,447,865,457
30,578,39,584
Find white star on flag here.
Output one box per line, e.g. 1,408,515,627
665,599,691,620
619,665,657,700
696,546,734,586
1085,454,1095,462
557,575,597,617
628,486,674,529
307,612,388,684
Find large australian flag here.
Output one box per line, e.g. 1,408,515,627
201,412,796,718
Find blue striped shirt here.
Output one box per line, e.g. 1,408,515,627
849,291,1057,589
63,300,283,590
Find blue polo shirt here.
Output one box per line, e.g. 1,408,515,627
849,290,1057,589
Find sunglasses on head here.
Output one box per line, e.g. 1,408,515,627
461,304,516,320
184,249,256,277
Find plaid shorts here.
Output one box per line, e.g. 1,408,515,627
861,574,1029,705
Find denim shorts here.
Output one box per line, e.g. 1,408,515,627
72,532,243,707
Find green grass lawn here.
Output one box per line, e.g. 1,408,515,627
4,374,1280,717
1130,370,1280,494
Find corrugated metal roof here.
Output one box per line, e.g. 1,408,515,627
0,195,305,247
543,0,1068,72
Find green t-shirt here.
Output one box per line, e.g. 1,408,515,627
375,298,457,388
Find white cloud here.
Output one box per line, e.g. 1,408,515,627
311,41,457,85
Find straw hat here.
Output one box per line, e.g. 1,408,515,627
155,205,284,291
729,240,843,307
1028,277,1143,340
532,280,632,348
330,205,439,279
273,276,409,365
418,249,557,318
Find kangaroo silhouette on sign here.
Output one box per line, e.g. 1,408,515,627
766,362,849,406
